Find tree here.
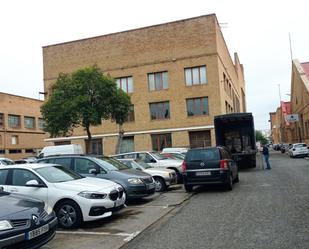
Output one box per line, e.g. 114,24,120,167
110,89,131,154
41,65,131,153
255,130,268,145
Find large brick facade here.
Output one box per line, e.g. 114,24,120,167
42,14,246,155
0,93,45,160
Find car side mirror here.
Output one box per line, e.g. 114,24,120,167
150,159,156,163
26,180,44,187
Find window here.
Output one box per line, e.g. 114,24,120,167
0,170,9,185
54,158,72,169
86,139,102,155
149,101,170,120
25,149,35,153
8,115,21,128
186,97,209,116
116,76,133,93
9,149,22,154
0,113,4,128
38,118,45,130
151,133,172,151
189,131,211,148
24,116,35,129
185,66,207,86
148,71,169,91
11,135,18,145
74,158,99,174
0,150,4,154
137,153,155,164
54,141,71,146
127,105,135,122
120,136,134,153
12,169,42,186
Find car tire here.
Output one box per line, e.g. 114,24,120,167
55,200,83,229
184,184,193,192
154,177,166,192
225,174,233,191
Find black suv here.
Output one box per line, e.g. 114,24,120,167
182,147,239,192
36,155,156,200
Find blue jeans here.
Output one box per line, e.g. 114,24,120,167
263,154,271,169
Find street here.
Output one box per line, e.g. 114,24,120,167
122,151,309,249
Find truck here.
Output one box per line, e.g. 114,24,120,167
214,113,256,168
38,144,83,158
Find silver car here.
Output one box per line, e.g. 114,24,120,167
118,159,177,192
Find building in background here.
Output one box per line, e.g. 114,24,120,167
42,14,246,155
0,92,45,160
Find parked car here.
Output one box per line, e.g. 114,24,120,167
161,147,188,155
36,155,156,200
182,146,239,192
118,159,177,192
288,143,309,158
160,152,185,160
0,164,126,228
0,187,57,249
111,151,183,183
0,158,15,166
38,144,83,158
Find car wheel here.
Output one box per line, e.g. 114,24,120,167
154,177,166,192
225,174,233,191
55,200,83,229
184,184,193,192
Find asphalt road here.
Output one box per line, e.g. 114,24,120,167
122,151,309,249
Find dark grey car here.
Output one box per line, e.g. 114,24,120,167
36,155,156,200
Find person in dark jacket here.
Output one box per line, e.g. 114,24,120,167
262,144,271,170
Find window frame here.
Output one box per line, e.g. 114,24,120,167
115,76,134,94
149,101,170,120
24,116,36,129
186,97,209,117
8,114,21,129
184,65,207,86
148,71,169,91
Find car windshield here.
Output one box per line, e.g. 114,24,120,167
1,159,15,165
151,152,168,160
35,165,83,183
186,149,220,162
94,157,129,171
134,160,151,169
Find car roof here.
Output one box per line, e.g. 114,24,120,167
112,151,156,156
0,163,59,170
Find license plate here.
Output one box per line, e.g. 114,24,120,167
146,183,155,189
26,224,49,240
196,171,211,176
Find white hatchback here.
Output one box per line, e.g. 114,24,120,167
289,143,309,158
0,164,126,228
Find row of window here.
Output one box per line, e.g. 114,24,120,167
223,73,240,113
115,65,207,94
127,97,209,122
0,113,44,130
0,148,36,154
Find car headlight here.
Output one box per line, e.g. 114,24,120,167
78,191,107,199
0,220,13,231
128,178,144,185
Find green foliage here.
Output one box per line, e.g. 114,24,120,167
255,130,268,145
41,66,131,139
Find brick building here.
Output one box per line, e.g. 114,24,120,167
0,92,45,160
42,14,246,155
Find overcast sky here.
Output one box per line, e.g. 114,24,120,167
1,0,308,130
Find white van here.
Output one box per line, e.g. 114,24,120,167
38,144,83,158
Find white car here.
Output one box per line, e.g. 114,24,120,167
0,164,126,228
118,159,177,192
0,157,15,166
288,143,309,158
112,151,183,182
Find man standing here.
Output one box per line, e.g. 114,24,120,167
262,144,271,170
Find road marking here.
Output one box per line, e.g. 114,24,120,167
128,205,169,209
57,230,132,237
123,231,140,242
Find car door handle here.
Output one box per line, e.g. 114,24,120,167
8,188,18,192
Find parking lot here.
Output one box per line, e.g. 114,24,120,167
43,185,192,249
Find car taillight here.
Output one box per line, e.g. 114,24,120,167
220,159,229,170
182,161,187,172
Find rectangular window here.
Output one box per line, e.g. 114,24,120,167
120,136,135,153
85,139,103,155
149,101,170,120
185,66,207,86
9,149,22,154
0,113,4,128
186,97,209,116
116,76,133,93
38,118,45,130
148,71,169,91
24,116,35,129
54,141,71,146
11,135,18,145
127,105,135,122
25,149,35,153
151,133,172,151
0,150,5,154
8,115,21,128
